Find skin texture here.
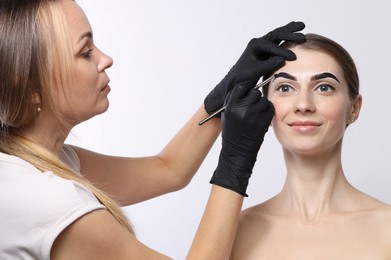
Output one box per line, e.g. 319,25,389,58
230,47,391,259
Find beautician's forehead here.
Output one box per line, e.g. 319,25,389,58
61,0,92,43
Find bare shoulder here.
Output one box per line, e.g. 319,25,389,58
355,192,391,224
239,196,280,222
239,201,271,225
365,200,391,229
51,209,170,260
231,196,391,259
231,200,274,257
356,198,391,252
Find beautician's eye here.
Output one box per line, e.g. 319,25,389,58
81,48,93,59
276,84,293,93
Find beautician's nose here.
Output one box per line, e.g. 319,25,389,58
97,48,113,72
294,90,315,113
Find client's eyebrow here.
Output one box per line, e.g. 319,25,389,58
274,72,295,80
274,72,340,83
311,72,340,83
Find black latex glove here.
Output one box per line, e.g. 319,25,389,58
210,81,275,196
204,21,305,115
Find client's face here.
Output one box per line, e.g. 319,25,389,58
267,47,355,155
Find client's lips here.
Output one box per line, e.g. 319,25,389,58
288,121,321,133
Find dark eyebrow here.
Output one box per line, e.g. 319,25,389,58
311,72,340,83
274,72,296,80
274,72,340,83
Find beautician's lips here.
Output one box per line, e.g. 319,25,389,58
101,80,110,91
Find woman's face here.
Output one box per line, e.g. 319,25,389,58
59,0,113,124
267,47,361,155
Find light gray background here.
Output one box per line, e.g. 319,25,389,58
68,1,391,258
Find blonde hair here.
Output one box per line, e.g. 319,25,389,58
0,0,133,233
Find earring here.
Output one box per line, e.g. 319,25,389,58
37,106,41,113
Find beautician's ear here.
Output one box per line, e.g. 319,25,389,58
31,92,41,105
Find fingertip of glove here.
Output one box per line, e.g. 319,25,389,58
287,21,306,31
294,21,306,30
294,33,307,44
284,50,297,61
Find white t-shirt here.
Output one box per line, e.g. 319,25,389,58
0,145,105,260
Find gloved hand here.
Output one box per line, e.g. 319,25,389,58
204,21,305,115
210,81,275,196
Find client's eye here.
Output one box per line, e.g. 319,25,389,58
276,84,293,93
316,84,335,93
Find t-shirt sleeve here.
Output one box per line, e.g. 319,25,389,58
39,173,106,259
1,167,105,260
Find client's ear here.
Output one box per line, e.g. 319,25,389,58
348,95,362,124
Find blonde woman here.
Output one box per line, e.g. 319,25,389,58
0,0,305,259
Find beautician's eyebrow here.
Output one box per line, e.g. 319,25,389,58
77,31,93,43
274,72,340,83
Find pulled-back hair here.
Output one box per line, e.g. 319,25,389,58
263,33,360,102
0,0,133,233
